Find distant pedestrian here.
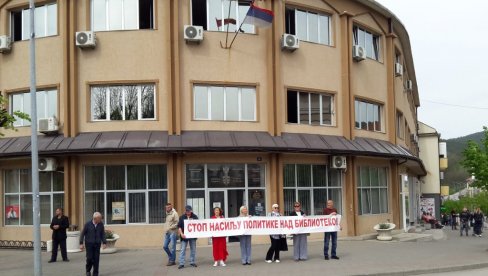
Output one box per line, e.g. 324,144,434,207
289,201,308,261
163,203,178,266
211,207,228,267
238,206,252,265
79,212,107,276
178,205,198,269
473,207,484,237
265,203,282,263
323,200,342,260
459,207,470,236
450,209,457,230
49,208,70,263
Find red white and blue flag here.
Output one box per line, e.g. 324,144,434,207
243,3,274,28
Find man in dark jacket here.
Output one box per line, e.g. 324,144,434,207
459,207,471,236
177,205,198,269
49,208,70,263
80,212,107,276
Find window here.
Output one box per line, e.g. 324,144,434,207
9,89,58,127
396,112,404,139
91,84,155,121
193,85,256,121
4,169,64,225
91,0,154,31
84,165,167,224
191,0,254,34
354,99,382,132
287,90,334,126
11,3,57,41
357,166,388,215
285,8,330,45
283,164,342,216
353,26,380,60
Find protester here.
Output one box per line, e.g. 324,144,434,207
459,207,471,236
289,201,308,261
239,206,252,265
79,212,107,276
211,207,228,267
163,203,178,266
49,208,70,263
323,200,341,260
178,205,198,269
265,203,282,263
473,207,484,237
450,209,457,230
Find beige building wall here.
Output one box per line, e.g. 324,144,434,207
418,122,441,194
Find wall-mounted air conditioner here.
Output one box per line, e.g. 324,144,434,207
281,33,299,52
0,35,12,53
352,45,366,61
184,25,203,43
76,31,96,48
331,156,347,169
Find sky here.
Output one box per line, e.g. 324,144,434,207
375,0,488,139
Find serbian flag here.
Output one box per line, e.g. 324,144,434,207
216,18,237,28
243,3,274,28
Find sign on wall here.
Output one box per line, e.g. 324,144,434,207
5,205,20,219
112,202,126,221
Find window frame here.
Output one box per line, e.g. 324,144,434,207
10,2,58,42
357,166,389,215
9,89,58,127
285,7,332,45
396,111,404,139
354,99,384,133
353,25,380,61
287,90,335,126
90,0,155,32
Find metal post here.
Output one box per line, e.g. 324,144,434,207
28,0,42,275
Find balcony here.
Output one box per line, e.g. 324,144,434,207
439,158,448,171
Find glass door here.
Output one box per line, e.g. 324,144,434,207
209,191,225,218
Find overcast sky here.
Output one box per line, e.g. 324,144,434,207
375,0,488,139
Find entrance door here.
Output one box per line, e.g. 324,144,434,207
209,189,245,242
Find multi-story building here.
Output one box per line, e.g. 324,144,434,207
0,0,426,247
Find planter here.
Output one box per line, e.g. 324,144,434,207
101,234,119,254
67,231,82,253
373,223,396,241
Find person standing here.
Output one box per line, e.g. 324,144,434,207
459,207,471,236
450,209,457,230
239,205,252,265
49,208,70,263
473,207,484,237
289,202,308,261
79,212,107,276
323,200,341,260
211,207,229,267
163,203,179,266
178,205,198,269
265,203,282,263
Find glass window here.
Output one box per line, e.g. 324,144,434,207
247,164,265,187
357,166,389,215
296,164,311,187
92,0,154,31
124,86,139,120
186,190,205,218
149,191,166,223
127,165,146,190
286,8,331,45
124,0,139,30
299,93,309,124
295,10,307,42
11,3,57,41
141,85,155,119
248,189,265,216
106,166,125,190
210,87,225,121
194,86,209,120
353,26,380,60
287,90,334,126
319,15,330,45
310,93,320,125
9,90,58,127
85,166,105,190
355,99,382,132
192,0,254,34
93,0,107,31
85,192,104,223
186,164,205,189
241,88,255,121
148,165,167,189
207,164,245,188
308,12,319,43
107,192,125,224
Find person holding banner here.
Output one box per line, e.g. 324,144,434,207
211,207,229,267
323,200,341,260
239,206,252,265
265,203,282,263
290,202,308,261
178,205,199,269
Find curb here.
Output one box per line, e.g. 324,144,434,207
351,262,488,276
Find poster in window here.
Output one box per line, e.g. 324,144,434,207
420,197,435,218
112,202,125,221
186,164,205,188
249,190,265,216
5,205,20,219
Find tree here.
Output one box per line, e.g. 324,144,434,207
461,126,488,190
0,95,30,136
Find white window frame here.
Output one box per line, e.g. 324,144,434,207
91,0,143,31
353,25,380,60
90,84,156,121
357,166,389,215
193,85,257,122
292,91,334,126
288,8,331,45
9,89,58,127
354,99,383,132
396,112,404,139
10,3,58,41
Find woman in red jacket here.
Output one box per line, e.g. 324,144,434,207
212,207,228,266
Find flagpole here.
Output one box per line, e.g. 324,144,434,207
228,0,256,49
224,0,234,48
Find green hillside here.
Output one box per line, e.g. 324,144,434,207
442,131,484,193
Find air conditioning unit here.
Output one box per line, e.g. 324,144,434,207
0,35,12,53
405,80,413,91
352,45,366,61
76,31,96,48
281,33,299,51
184,25,203,43
395,63,403,76
331,156,347,169
39,158,57,172
410,134,419,143
38,117,58,133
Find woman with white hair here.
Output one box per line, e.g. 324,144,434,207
239,205,252,265
265,203,282,263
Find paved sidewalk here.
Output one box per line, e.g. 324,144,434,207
2,229,488,276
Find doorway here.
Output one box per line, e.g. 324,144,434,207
209,189,245,242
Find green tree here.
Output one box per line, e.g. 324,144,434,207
0,95,30,136
461,126,488,189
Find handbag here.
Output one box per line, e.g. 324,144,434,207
279,236,288,251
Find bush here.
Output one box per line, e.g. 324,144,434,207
442,192,488,214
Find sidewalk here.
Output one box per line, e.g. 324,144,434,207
2,229,488,276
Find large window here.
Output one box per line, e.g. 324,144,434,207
185,164,266,218
396,111,404,139
353,26,380,60
285,8,331,45
193,85,256,121
283,164,342,216
357,166,388,215
11,3,57,42
9,89,58,127
91,84,155,121
84,165,167,224
191,0,254,34
287,90,334,126
4,169,64,226
91,0,154,31
354,99,382,132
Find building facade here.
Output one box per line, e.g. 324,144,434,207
0,0,425,247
